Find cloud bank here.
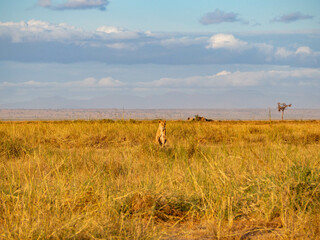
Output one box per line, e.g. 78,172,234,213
1,76,124,88
0,20,319,67
2,68,318,90
138,68,320,89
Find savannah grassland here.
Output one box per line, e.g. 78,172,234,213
1,120,320,239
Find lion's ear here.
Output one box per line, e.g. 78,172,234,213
158,120,161,123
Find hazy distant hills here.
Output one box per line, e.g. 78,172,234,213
1,91,320,109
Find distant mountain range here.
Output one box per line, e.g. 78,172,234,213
1,91,320,109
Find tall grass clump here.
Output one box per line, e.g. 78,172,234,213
0,120,319,239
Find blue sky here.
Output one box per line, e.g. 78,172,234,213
0,0,319,108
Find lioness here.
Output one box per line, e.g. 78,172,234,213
156,120,167,147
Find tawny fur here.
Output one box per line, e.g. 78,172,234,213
155,120,167,147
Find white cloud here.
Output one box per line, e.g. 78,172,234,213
0,80,56,88
139,70,259,88
216,70,231,76
24,80,43,86
105,43,135,50
206,34,274,58
206,34,248,50
268,68,320,79
275,47,293,58
96,26,121,34
160,36,208,47
144,30,154,37
98,77,124,87
253,43,274,54
296,46,312,55
0,20,139,44
96,26,140,39
68,77,124,87
276,46,316,58
0,19,87,42
78,77,97,86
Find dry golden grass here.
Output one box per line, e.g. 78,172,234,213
1,120,320,239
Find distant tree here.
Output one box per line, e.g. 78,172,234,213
277,102,292,120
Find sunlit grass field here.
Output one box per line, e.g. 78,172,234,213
1,120,320,239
